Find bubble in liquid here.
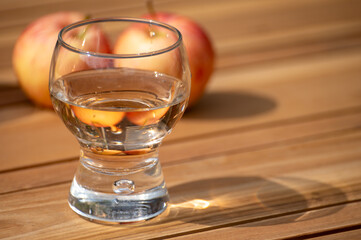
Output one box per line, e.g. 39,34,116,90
84,126,100,138
113,198,120,205
113,179,135,194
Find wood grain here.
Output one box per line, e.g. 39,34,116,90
307,228,361,240
1,125,361,239
1,0,361,239
1,45,361,171
1,0,361,84
1,108,360,195
169,202,361,240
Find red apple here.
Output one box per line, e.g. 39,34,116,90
55,21,112,77
71,106,125,129
113,21,183,126
12,12,111,108
113,22,182,78
142,12,215,107
126,107,169,126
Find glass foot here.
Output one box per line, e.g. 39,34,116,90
68,179,168,223
68,152,169,223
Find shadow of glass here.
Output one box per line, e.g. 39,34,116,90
185,91,277,119
157,176,347,227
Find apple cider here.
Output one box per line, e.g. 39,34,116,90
51,68,187,155
49,17,192,222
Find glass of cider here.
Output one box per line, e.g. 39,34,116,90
49,18,191,223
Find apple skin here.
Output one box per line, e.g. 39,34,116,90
71,106,125,129
113,23,181,78
55,23,112,77
126,107,169,126
12,12,111,108
142,13,215,107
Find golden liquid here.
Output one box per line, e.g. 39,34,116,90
50,68,188,154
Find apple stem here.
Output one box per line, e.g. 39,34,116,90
77,15,92,40
146,0,157,18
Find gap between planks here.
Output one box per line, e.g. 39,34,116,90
2,129,360,239
1,0,361,85
155,201,361,240
283,225,361,240
1,108,361,195
298,227,361,240
1,104,361,174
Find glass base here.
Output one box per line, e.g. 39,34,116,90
68,150,169,223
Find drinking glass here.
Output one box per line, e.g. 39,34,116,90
49,18,190,223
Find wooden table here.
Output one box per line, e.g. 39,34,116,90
1,0,361,239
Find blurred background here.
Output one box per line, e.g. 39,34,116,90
1,0,361,142
1,0,361,90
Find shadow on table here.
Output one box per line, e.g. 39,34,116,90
0,84,36,123
161,176,347,227
185,91,277,119
0,84,28,106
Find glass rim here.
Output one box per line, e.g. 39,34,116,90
58,17,183,59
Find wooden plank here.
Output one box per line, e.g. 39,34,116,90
1,44,361,171
307,228,361,240
0,110,79,171
0,0,167,28
1,0,360,48
0,160,77,194
1,109,360,194
217,22,361,69
160,111,361,165
168,202,361,240
181,45,361,140
0,124,361,239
